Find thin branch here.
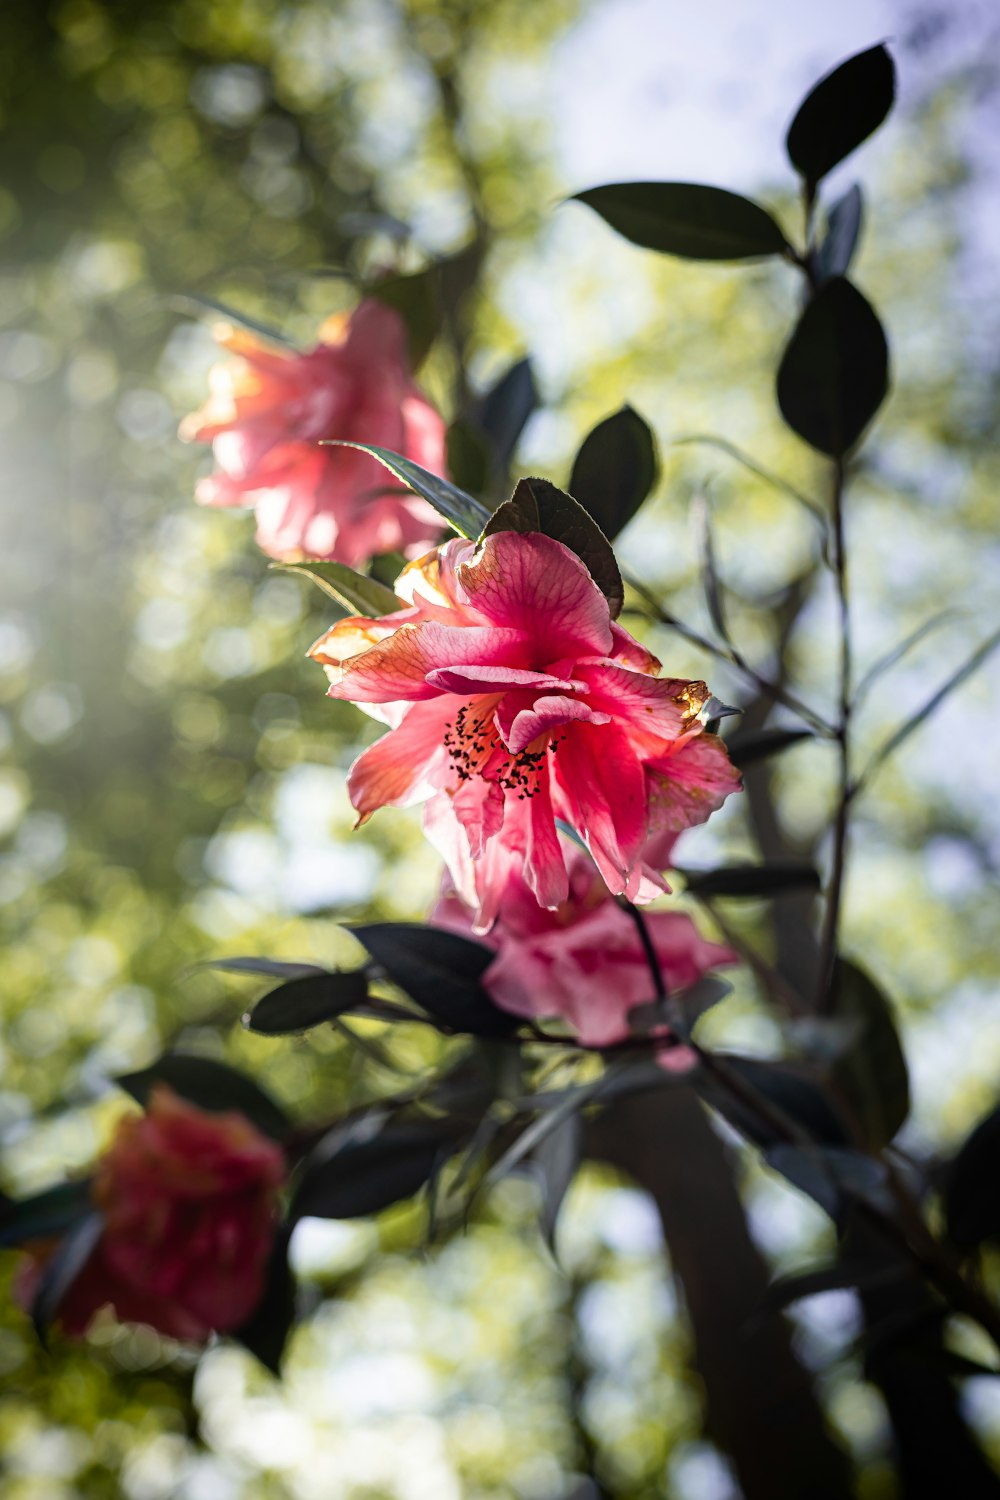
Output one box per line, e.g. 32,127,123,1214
623,570,836,738
816,457,851,1014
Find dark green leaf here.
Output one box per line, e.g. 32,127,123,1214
203,956,326,981
0,1180,94,1250
171,294,296,349
245,971,371,1035
786,45,896,189
482,476,624,618
31,1211,103,1346
761,1257,907,1313
477,357,538,473
726,727,814,769
290,1124,448,1223
777,276,889,457
681,861,820,898
369,244,481,368
698,1055,850,1149
568,405,658,541
829,959,910,1150
945,1102,1000,1251
368,267,438,369
815,184,864,283
691,492,730,643
534,1111,582,1249
323,443,490,539
861,626,1000,787
766,1143,890,1223
272,560,403,619
351,923,517,1038
116,1056,291,1142
854,610,958,704
232,1229,296,1374
446,418,494,497
572,182,789,260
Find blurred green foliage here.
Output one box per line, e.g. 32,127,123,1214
1,1,1000,1496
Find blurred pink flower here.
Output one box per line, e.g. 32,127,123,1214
433,850,737,1049
179,300,446,567
17,1086,285,1343
310,530,741,930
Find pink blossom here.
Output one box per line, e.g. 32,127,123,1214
179,300,446,567
310,530,741,930
433,850,737,1048
17,1086,285,1342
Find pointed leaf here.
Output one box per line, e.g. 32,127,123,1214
766,1143,890,1224
681,861,820,898
761,1257,907,1313
322,443,490,539
0,1181,94,1250
777,276,889,457
245,971,371,1035
786,45,896,189
698,1055,850,1149
725,727,814,769
172,294,296,349
862,626,1000,785
116,1056,291,1142
446,418,494,497
854,610,958,703
351,923,518,1038
31,1211,104,1346
572,182,789,260
233,1228,296,1374
477,357,538,472
273,560,403,619
945,1102,1000,1251
203,956,326,981
691,492,730,643
829,959,909,1150
815,185,864,283
568,405,658,540
290,1124,448,1223
482,476,624,618
533,1111,582,1249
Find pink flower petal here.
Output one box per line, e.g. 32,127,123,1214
347,697,455,821
644,730,743,835
458,531,614,660
425,664,581,696
553,723,648,897
326,622,532,703
497,693,612,755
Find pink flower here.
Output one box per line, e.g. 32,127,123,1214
179,300,447,567
17,1086,285,1342
310,530,741,930
433,850,737,1048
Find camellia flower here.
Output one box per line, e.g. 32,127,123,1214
310,529,741,930
17,1085,285,1342
179,299,446,567
433,849,738,1049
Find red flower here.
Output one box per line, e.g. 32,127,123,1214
433,850,737,1049
310,530,741,930
17,1086,285,1342
179,300,446,567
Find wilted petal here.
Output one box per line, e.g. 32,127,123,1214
645,730,743,834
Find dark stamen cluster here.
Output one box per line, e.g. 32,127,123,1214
443,702,570,801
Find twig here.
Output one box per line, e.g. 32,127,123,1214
623,571,835,738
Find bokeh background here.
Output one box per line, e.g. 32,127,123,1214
2,0,1000,1496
